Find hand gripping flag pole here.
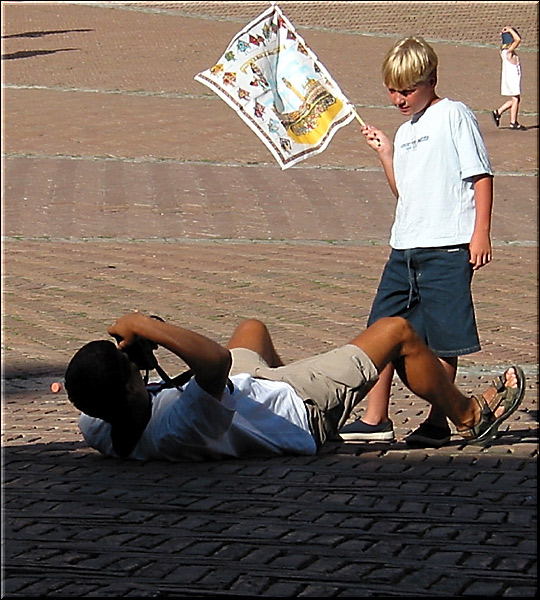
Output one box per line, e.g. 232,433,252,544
195,3,363,169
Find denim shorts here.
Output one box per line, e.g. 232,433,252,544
230,345,379,447
367,245,480,357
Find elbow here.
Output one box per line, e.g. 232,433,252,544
220,347,233,380
208,346,232,383
195,347,233,399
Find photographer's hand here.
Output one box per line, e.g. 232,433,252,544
107,312,145,349
108,312,232,399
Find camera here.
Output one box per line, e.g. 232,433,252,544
122,336,159,371
111,315,192,390
112,315,164,371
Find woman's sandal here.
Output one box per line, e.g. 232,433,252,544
459,366,525,445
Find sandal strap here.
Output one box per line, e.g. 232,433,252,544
492,375,506,394
459,395,495,441
487,371,520,414
459,366,525,444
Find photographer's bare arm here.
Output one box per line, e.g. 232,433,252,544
108,312,232,399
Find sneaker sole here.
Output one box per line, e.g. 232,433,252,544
405,434,451,448
338,431,396,442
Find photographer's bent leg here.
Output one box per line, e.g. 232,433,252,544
350,317,476,428
226,319,284,367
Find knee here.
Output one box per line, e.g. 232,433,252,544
377,316,416,339
235,318,268,335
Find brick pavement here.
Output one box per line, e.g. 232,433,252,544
2,2,538,597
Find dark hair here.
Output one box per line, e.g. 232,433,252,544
501,28,521,46
65,340,131,421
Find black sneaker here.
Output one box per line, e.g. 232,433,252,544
492,110,500,127
404,422,451,448
337,419,395,442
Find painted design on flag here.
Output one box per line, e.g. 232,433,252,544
194,4,355,169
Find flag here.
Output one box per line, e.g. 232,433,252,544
194,3,356,169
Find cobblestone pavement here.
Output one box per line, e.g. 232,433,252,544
2,2,538,597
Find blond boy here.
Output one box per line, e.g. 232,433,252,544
341,37,494,448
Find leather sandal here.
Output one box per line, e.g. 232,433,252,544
459,366,525,445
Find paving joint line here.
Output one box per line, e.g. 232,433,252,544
60,1,540,53
2,235,538,248
3,152,537,177
4,84,538,119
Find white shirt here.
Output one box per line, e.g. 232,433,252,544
78,373,317,461
500,49,521,96
390,98,493,250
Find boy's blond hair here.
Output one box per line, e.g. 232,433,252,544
382,36,438,90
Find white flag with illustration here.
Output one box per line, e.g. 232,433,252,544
194,3,357,169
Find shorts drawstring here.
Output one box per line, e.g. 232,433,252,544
405,249,418,309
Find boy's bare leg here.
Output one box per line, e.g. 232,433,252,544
422,356,457,428
226,319,284,367
363,356,456,427
362,364,393,425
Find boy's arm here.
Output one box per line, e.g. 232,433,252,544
361,124,398,198
108,312,232,399
469,174,493,271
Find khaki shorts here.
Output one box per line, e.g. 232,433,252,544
230,345,379,447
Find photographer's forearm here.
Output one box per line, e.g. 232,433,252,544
108,312,232,398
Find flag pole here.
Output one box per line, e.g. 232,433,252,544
351,107,365,127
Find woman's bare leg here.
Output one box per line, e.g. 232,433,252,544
497,96,520,124
497,99,513,117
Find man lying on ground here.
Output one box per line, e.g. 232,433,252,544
65,311,525,460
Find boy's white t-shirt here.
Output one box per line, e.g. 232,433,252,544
390,98,493,250
78,373,317,461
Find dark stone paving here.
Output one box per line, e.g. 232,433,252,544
2,2,538,596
